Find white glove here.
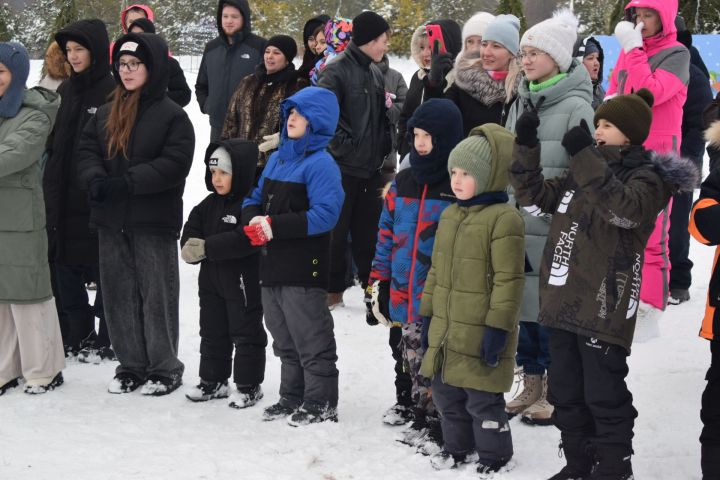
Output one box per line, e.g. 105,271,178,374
258,132,280,153
614,21,644,53
370,280,392,327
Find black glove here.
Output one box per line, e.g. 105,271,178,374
91,176,130,206
427,41,453,88
515,109,540,147
562,119,594,157
88,178,105,207
420,316,431,351
480,326,508,368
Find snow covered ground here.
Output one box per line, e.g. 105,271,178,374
1,59,713,480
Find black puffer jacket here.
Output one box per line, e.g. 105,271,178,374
45,19,116,265
181,139,261,307
195,0,266,129
681,62,713,168
317,41,391,178
77,33,195,236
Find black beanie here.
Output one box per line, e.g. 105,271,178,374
352,11,389,46
267,35,298,62
594,88,654,145
114,37,150,66
128,18,156,34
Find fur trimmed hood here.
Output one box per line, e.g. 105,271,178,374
706,120,720,148
651,150,700,192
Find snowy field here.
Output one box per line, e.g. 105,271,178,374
0,59,713,479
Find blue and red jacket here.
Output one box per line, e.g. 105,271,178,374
370,169,456,325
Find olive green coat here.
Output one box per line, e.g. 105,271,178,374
0,88,59,303
419,124,525,393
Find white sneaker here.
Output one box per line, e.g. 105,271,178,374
633,300,662,343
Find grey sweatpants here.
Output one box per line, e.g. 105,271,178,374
432,376,513,460
262,286,338,408
98,229,184,380
0,298,65,386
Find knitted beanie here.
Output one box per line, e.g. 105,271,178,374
352,11,389,46
267,35,298,62
0,42,30,118
594,88,655,145
483,14,520,54
114,37,150,65
462,12,495,42
520,8,579,72
208,146,233,174
448,135,493,196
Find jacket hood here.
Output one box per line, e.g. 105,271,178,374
624,0,678,39
121,4,155,33
410,20,462,70
573,36,604,85
21,87,61,124
216,0,252,44
55,19,111,85
204,138,259,196
706,120,720,148
467,123,516,192
278,86,339,158
650,150,700,192
112,33,169,100
517,59,593,110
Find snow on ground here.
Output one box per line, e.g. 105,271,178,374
1,59,713,479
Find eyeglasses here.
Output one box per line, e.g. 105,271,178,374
519,51,548,62
115,61,144,72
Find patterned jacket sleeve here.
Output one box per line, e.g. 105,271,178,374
370,180,397,282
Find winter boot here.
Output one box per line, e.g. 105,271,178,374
382,402,414,426
397,408,429,446
24,372,64,394
633,300,662,342
228,384,263,409
185,380,230,402
548,438,594,480
506,373,543,418
140,372,183,396
430,450,480,470
77,345,117,364
327,292,344,311
287,402,338,426
668,288,690,305
588,446,633,480
0,378,20,396
521,375,554,426
417,415,444,456
262,399,298,421
108,372,144,394
477,457,512,477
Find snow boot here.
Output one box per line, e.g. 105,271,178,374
108,372,144,394
327,292,344,311
430,450,479,470
477,457,512,477
417,415,444,456
287,402,338,426
548,438,594,480
185,380,230,402
668,288,690,305
140,372,183,396
588,446,633,479
0,378,20,396
397,408,429,446
506,373,542,418
382,402,414,426
24,372,64,394
262,399,298,421
77,345,117,364
228,384,263,409
521,375,554,426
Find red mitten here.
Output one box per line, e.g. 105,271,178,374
243,216,273,246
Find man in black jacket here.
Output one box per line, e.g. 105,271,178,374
317,11,391,309
195,0,265,142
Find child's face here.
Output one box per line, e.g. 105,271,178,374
211,168,232,195
0,63,11,98
413,127,433,156
287,108,309,139
521,48,558,83
582,52,600,81
594,119,630,147
419,36,431,68
635,8,662,38
451,167,476,200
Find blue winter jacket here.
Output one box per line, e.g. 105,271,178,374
242,87,344,287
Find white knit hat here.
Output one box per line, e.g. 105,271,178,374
462,12,495,43
520,8,579,73
208,146,232,174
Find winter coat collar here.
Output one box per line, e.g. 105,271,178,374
453,54,521,106
457,191,509,207
255,63,297,84
345,41,373,68
517,60,593,111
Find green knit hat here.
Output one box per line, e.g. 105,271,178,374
594,88,654,145
448,135,493,196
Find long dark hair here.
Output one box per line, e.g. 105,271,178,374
105,85,140,159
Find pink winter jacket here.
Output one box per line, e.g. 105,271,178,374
607,0,690,154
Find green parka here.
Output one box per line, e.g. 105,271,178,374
419,124,525,393
0,88,59,303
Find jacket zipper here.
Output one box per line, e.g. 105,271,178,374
407,184,428,324
239,274,248,307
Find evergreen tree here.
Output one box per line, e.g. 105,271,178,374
370,0,430,56
496,0,527,33
51,0,79,45
0,2,12,42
